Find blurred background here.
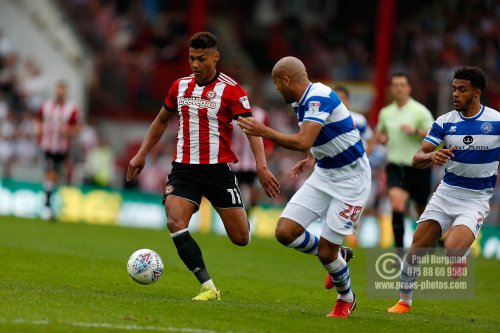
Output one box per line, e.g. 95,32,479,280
0,0,498,253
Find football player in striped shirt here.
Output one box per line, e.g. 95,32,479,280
388,66,499,314
334,86,373,147
127,32,279,301
239,56,371,318
36,81,80,220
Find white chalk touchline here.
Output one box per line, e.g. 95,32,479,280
0,318,243,333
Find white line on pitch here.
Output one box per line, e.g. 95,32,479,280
0,319,243,333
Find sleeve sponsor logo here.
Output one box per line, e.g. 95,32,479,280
239,96,251,109
308,101,321,112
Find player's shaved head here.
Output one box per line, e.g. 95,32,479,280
271,57,310,104
272,56,308,81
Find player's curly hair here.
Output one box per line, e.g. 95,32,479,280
454,66,486,91
188,32,218,49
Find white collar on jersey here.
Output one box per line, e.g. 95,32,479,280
458,105,484,121
298,83,313,106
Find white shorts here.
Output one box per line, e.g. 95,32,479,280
417,188,490,238
281,166,371,245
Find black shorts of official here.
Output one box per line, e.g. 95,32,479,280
43,151,68,173
386,163,432,205
162,162,244,212
234,171,257,186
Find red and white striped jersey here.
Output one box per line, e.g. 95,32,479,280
37,100,79,153
164,72,252,164
231,106,272,172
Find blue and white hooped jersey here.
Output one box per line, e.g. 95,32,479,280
425,106,500,200
292,82,369,179
351,111,373,146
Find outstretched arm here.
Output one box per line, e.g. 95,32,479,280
126,107,176,181
413,140,455,169
238,117,322,153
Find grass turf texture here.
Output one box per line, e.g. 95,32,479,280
0,216,498,333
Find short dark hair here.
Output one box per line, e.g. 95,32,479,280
390,72,411,85
334,86,350,99
454,66,486,91
188,32,218,49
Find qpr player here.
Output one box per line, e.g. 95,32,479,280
238,56,371,318
388,66,500,314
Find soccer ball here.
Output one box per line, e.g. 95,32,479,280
127,249,164,285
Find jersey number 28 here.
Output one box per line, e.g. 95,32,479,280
339,204,362,222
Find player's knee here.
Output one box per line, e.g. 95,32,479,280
166,216,185,233
317,246,338,265
444,247,467,258
275,224,294,245
444,241,468,257
230,233,249,246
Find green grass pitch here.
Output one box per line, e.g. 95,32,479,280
0,216,499,333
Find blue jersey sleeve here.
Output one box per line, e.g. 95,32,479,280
303,92,341,125
425,121,444,147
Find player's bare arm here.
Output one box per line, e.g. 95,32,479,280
412,140,455,169
126,107,176,181
289,151,315,179
245,133,280,198
238,117,322,153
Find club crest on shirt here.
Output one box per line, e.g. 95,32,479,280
165,185,174,195
480,122,493,134
206,90,217,100
308,101,321,112
239,96,250,109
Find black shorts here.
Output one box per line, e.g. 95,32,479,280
162,162,244,211
43,151,68,173
386,163,432,205
234,171,257,186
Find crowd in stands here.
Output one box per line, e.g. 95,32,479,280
1,0,499,224
59,0,500,116
239,0,500,113
0,32,43,178
61,0,191,118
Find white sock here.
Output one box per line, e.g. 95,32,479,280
399,293,412,306
399,255,419,306
324,256,353,302
287,230,319,255
201,279,216,291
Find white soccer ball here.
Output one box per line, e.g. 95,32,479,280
127,249,164,285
